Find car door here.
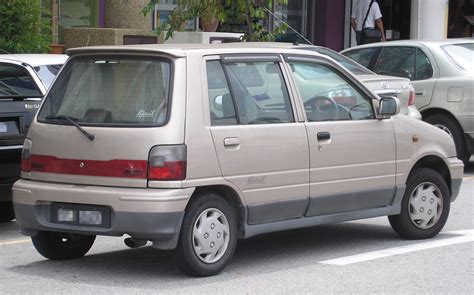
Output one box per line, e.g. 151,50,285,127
205,55,310,225
372,46,436,108
284,55,397,217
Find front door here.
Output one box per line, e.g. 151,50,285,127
286,57,397,216
205,56,310,225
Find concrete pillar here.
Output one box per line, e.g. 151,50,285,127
410,0,449,39
104,0,152,30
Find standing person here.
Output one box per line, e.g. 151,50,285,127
351,0,386,45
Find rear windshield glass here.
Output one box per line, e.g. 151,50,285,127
38,56,171,126
0,64,42,98
35,64,63,89
441,43,474,73
306,47,374,75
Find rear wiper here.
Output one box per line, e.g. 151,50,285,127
46,115,95,141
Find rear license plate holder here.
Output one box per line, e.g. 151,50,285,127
50,203,111,228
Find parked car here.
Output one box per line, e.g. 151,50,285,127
0,54,67,222
342,39,474,164
272,43,421,120
13,44,463,277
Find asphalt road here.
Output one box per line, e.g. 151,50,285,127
1,162,473,294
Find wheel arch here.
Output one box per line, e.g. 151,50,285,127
420,108,465,134
189,185,246,236
409,155,452,194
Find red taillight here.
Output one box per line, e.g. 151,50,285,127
148,145,187,181
408,90,416,106
21,139,32,172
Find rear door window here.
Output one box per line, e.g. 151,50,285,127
206,60,294,125
0,64,42,98
415,49,433,80
342,47,379,68
373,47,415,79
38,56,171,126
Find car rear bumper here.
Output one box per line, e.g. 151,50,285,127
12,179,195,249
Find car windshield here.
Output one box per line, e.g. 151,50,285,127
0,63,42,98
304,47,374,75
38,56,171,126
441,43,474,73
35,64,63,88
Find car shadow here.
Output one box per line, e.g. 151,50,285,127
8,221,406,289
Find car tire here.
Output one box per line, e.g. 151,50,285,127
0,202,15,222
32,231,96,260
389,168,450,239
424,113,470,164
176,193,238,277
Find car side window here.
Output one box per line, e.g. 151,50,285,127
206,60,294,125
373,47,415,80
342,48,378,68
289,62,374,122
206,60,238,126
415,48,433,80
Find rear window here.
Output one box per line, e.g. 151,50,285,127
38,56,171,126
0,64,42,98
442,43,474,73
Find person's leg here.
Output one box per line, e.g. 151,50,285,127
356,31,362,45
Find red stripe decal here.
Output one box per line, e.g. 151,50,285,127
30,155,148,179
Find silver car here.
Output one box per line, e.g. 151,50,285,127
13,44,463,276
342,39,474,164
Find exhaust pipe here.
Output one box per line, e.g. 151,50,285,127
124,237,148,248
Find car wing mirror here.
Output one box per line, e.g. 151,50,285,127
378,96,400,119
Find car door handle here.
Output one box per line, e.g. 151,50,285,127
416,90,426,96
224,137,240,147
317,132,331,141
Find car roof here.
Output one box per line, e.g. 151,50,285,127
342,38,474,51
0,54,68,67
66,42,328,58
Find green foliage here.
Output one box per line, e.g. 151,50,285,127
0,0,51,53
143,0,287,42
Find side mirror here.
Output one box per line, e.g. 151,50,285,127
378,96,400,119
214,95,223,111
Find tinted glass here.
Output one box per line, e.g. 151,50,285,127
374,47,415,80
415,49,433,80
35,64,63,88
308,47,374,75
290,62,374,121
343,47,378,68
38,56,171,126
206,60,237,126
223,61,294,125
0,64,42,98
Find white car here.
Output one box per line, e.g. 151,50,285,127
342,39,474,164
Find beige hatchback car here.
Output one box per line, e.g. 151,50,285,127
13,43,463,277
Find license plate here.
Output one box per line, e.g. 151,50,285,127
51,203,111,228
0,123,6,133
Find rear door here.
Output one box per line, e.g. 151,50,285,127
206,55,310,225
285,56,397,216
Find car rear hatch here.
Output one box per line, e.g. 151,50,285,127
24,52,185,188
0,62,44,180
356,74,412,115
